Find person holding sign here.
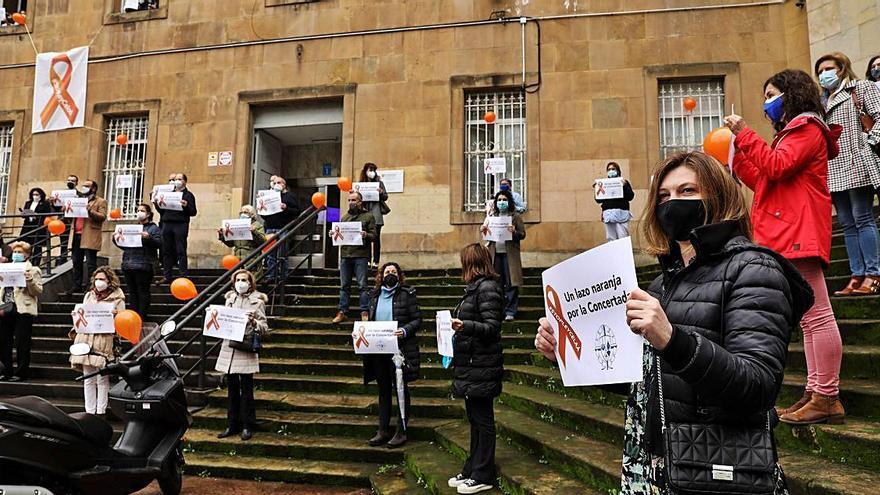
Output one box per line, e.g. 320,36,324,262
496,178,526,213
0,242,43,382
219,205,266,279
260,177,299,284
215,270,268,442
69,267,126,416
446,244,504,495
54,174,79,264
67,180,107,295
595,162,635,241
360,262,421,449
114,204,162,322
332,191,377,324
358,163,389,269
480,190,525,322
155,173,197,284
18,187,52,268
535,152,813,494
725,69,848,425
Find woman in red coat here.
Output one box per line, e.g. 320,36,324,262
724,69,845,425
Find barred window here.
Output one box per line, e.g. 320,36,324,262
0,124,12,216
103,116,148,220
659,79,725,159
464,90,526,212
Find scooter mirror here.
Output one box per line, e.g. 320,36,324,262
160,320,177,337
69,342,92,356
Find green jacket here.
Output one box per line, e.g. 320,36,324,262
220,219,267,259
341,209,376,259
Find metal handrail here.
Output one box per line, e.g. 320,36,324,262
2,211,69,276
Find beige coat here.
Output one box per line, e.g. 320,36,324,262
80,197,107,251
214,290,268,375
69,288,125,370
486,212,526,287
12,262,43,316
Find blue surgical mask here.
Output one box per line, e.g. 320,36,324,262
11,253,24,263
607,169,619,178
819,69,840,90
497,200,509,211
499,184,510,191
872,67,880,81
763,93,785,124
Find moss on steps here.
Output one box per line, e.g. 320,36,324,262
775,419,880,472
403,443,501,495
787,344,880,379
370,464,428,495
183,451,378,486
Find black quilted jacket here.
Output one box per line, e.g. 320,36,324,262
643,221,814,452
365,285,421,383
451,277,505,399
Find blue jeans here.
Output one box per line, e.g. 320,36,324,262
263,228,288,282
493,252,519,317
339,257,370,313
832,186,880,276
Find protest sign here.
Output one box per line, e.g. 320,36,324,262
203,305,249,342
71,303,115,334
352,321,399,354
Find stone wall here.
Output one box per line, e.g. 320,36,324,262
807,0,880,76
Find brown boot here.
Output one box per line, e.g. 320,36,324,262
779,393,845,425
368,429,393,447
775,390,812,417
834,276,865,296
851,275,880,295
385,427,407,449
361,311,370,321
332,311,347,324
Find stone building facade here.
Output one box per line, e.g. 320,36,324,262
807,0,879,78
0,0,811,268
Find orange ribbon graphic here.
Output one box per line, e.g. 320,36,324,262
64,200,73,213
113,228,125,243
545,285,582,367
74,308,88,329
223,223,233,238
333,225,343,242
596,181,606,196
157,195,166,207
355,326,369,349
206,309,220,331
40,54,79,128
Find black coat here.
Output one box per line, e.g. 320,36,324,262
451,277,504,399
364,285,421,383
20,199,53,239
114,222,162,272
643,221,813,451
263,190,301,229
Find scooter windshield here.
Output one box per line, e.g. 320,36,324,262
128,322,180,376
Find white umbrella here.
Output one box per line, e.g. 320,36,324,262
391,351,406,431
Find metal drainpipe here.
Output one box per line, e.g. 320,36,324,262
520,17,527,89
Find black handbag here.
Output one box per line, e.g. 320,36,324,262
229,329,262,353
379,201,391,215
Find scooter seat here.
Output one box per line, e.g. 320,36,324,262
0,396,113,446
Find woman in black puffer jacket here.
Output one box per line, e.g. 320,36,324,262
361,262,421,449
536,152,814,494
447,243,504,495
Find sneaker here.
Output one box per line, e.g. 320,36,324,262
457,479,493,494
448,474,468,488
504,315,515,322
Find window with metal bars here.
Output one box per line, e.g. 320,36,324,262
0,124,12,216
464,90,527,212
103,116,148,220
658,79,725,159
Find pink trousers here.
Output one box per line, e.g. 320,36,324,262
791,258,842,396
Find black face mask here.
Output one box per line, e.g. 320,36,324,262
656,199,707,242
66,181,76,190
348,204,359,214
383,274,399,288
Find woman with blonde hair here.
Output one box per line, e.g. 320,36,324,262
0,241,43,382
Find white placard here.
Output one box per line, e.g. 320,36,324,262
203,305,249,342
484,157,507,175
221,219,253,241
62,197,88,218
594,178,624,200
219,151,233,167
32,46,89,134
352,182,380,202
113,224,144,248
541,236,643,387
331,222,364,246
255,190,282,216
115,174,134,189
155,191,183,211
49,189,78,208
0,263,26,288
71,303,116,335
436,310,454,357
150,184,175,201
207,152,219,167
352,321,400,354
381,170,405,193
482,216,513,243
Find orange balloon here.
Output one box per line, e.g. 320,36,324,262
311,192,326,209
337,176,352,192
222,254,240,271
702,127,734,165
170,278,198,301
109,208,122,220
484,111,497,124
114,309,142,344
683,97,697,112
47,219,66,235
116,134,128,146
43,216,56,226
11,13,26,25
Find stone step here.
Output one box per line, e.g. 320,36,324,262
638,257,856,285
252,342,533,365
183,451,379,487
248,373,453,398
257,358,459,381
402,442,502,495
787,344,880,380
267,316,539,335
370,466,427,495
263,328,536,348
274,305,550,319
781,375,880,421
801,319,880,346
776,419,880,472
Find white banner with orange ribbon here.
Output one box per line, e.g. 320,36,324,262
202,305,248,342
71,303,115,334
32,46,89,134
541,236,642,387
352,321,399,355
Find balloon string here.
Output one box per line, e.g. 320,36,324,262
82,125,108,135
22,23,38,57
86,23,106,48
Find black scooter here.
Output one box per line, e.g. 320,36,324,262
0,322,191,494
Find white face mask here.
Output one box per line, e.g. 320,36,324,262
80,186,91,194
272,183,284,192
31,195,41,203
240,213,250,219
174,180,184,188
366,170,376,180
136,211,147,221
94,280,108,292
235,281,250,294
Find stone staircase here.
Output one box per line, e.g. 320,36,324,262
2,225,879,493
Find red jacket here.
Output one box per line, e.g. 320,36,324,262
732,114,842,264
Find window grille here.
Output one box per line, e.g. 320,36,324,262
659,79,725,158
103,116,148,220
0,124,12,216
